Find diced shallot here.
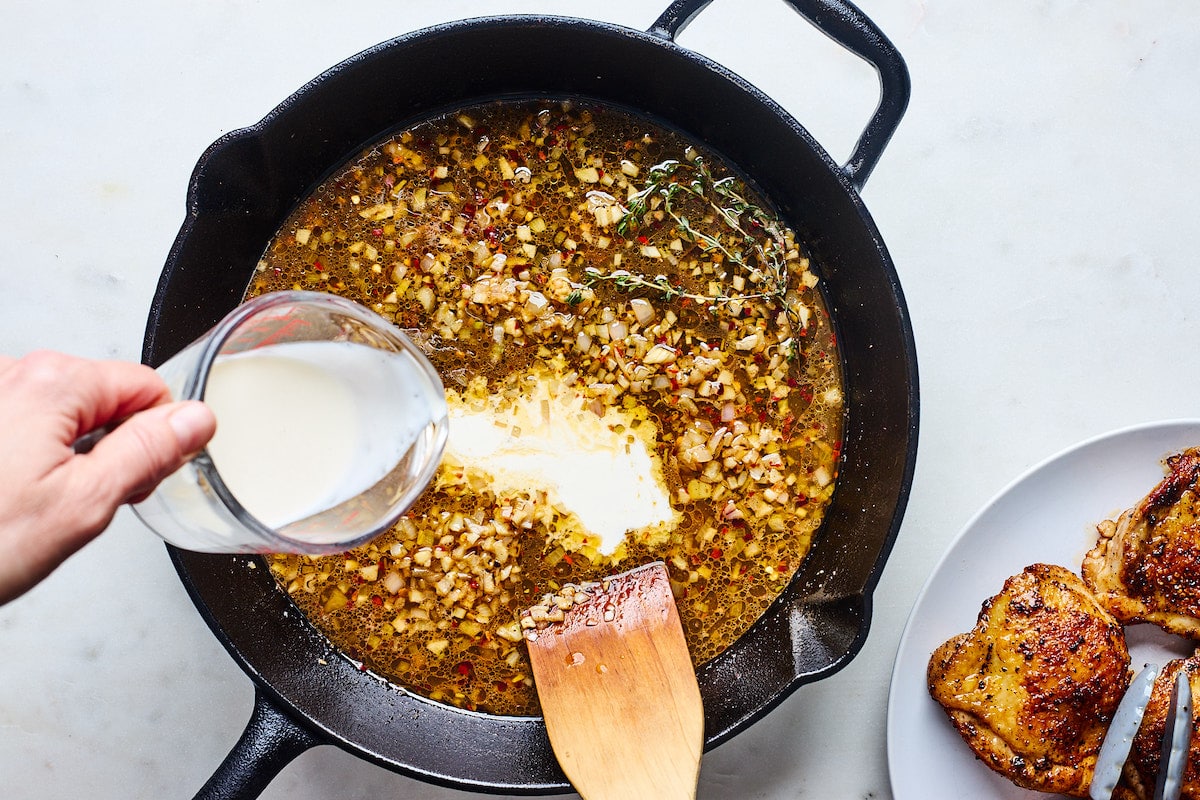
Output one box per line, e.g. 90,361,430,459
630,298,654,325
382,571,403,594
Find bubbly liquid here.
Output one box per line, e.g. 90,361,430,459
204,341,445,530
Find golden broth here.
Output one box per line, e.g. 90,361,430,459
250,99,843,715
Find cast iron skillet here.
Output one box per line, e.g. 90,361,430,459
145,0,918,796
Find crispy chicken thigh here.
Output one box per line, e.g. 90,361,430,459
928,563,1131,796
1083,448,1200,638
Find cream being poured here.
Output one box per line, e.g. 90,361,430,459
441,376,676,556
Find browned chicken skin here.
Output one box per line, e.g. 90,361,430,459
1110,653,1200,800
928,563,1131,796
1083,448,1200,638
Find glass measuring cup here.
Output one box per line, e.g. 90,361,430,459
132,290,448,554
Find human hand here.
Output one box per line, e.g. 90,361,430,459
0,351,216,604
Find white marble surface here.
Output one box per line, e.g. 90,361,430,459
3,1,1200,798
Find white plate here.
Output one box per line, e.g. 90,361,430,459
887,419,1200,800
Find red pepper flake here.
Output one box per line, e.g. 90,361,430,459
709,548,723,560
371,227,383,238
370,594,383,607
313,260,323,272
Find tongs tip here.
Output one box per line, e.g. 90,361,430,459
1155,671,1192,800
1090,664,1192,800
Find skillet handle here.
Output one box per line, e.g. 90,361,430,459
192,688,322,800
650,0,910,190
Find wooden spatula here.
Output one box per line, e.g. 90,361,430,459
521,561,704,800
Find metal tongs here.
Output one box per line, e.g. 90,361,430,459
1090,665,1193,800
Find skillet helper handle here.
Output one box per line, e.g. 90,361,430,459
193,688,322,800
650,0,910,190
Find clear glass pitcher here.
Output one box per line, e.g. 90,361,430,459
132,290,448,554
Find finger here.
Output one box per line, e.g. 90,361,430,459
0,352,173,447
73,400,217,508
71,358,175,436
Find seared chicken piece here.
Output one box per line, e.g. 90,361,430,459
1083,448,1200,638
928,563,1131,796
1111,653,1200,800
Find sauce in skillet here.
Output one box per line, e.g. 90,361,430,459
248,99,844,715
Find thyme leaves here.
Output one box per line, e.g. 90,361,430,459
597,156,807,330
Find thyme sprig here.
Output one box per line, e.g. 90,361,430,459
595,156,803,329
581,267,779,310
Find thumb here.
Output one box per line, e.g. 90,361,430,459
81,400,217,505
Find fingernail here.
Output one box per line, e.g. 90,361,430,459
168,401,216,454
